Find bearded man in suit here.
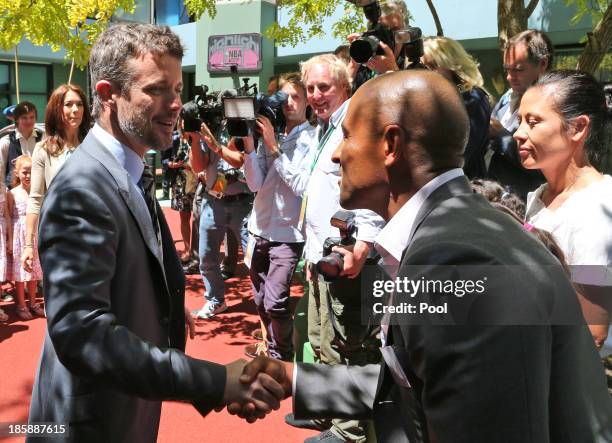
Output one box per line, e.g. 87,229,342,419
27,23,284,443
230,70,612,442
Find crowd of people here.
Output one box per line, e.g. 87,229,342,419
0,1,610,441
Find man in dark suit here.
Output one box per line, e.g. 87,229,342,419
27,23,283,442
231,70,612,442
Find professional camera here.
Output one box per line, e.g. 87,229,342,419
317,210,357,282
347,0,424,68
181,85,223,133
348,0,395,64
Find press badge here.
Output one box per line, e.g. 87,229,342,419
209,173,228,199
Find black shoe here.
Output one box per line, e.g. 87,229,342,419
221,269,235,280
285,413,328,432
182,260,200,274
304,430,344,443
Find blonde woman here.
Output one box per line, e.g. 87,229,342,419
422,36,492,179
22,84,91,272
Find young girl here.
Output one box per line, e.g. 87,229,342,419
10,156,43,320
0,182,11,322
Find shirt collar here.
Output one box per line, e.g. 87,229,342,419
283,120,313,143
317,98,350,134
375,168,464,273
90,123,144,185
14,127,35,141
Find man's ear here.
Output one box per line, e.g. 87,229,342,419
570,115,590,144
95,80,117,109
382,125,404,167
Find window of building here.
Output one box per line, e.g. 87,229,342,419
155,0,193,25
0,62,51,128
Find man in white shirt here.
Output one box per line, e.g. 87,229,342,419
242,74,317,361
0,101,43,186
298,53,385,443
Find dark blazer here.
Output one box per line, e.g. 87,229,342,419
28,132,226,443
294,176,612,442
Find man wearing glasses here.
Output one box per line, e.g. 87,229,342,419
487,29,552,198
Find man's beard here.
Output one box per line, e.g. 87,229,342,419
119,109,169,151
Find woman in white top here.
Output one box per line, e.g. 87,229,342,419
515,70,612,348
21,84,91,272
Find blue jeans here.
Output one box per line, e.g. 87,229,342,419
198,194,252,305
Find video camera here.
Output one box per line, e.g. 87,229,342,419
347,0,424,68
223,78,288,142
181,85,224,134
182,78,288,151
317,210,357,282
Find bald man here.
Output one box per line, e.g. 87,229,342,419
233,70,612,442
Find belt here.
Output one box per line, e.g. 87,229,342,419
209,192,250,202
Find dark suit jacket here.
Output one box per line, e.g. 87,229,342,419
294,176,612,442
28,132,226,443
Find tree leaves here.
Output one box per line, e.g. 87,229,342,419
262,0,365,47
0,0,136,68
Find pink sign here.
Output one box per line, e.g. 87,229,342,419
208,33,262,73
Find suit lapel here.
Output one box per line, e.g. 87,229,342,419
80,134,167,276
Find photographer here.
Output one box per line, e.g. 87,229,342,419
348,0,411,92
189,124,253,319
242,74,318,362
295,54,384,443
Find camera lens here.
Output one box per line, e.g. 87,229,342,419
350,36,380,64
316,252,344,280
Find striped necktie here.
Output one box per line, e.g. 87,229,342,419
138,164,162,247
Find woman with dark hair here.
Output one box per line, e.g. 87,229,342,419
515,70,612,348
21,84,91,272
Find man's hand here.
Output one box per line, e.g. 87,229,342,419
222,358,287,423
199,122,221,153
333,240,373,279
366,42,399,74
226,356,293,422
255,116,278,153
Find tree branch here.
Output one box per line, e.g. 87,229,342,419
525,0,540,18
425,0,444,36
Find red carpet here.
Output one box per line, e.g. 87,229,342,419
0,208,317,442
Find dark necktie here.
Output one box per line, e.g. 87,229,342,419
138,164,162,248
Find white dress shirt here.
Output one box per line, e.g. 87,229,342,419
375,168,465,279
303,99,385,262
244,120,317,243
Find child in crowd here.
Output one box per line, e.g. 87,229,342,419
0,181,12,322
10,156,43,320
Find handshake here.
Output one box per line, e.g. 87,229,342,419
221,356,294,422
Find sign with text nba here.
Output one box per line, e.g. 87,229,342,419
208,33,262,73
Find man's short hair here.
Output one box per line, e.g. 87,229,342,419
300,54,351,94
381,0,410,28
279,73,306,97
506,29,554,69
89,23,184,119
13,101,37,120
